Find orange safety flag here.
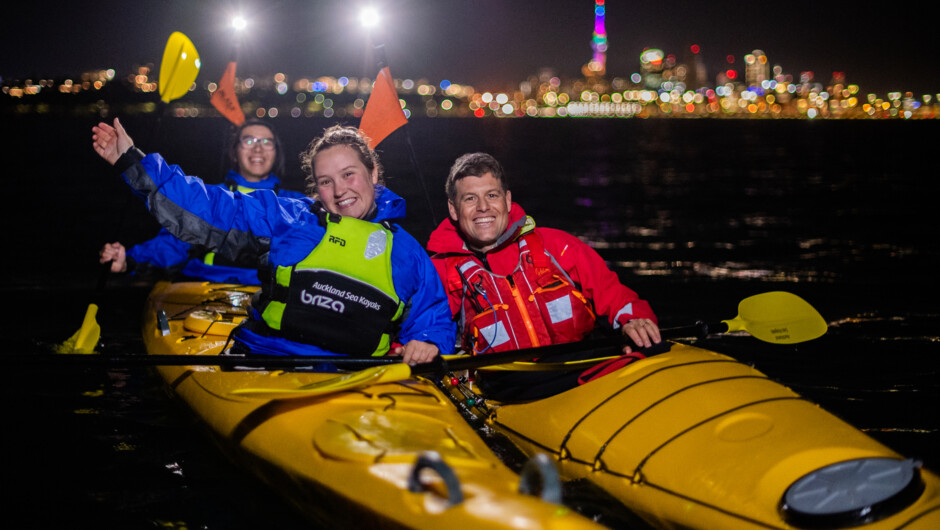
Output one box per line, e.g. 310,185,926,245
359,66,407,147
210,61,245,126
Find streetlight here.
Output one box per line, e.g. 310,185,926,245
359,5,387,66
359,7,380,29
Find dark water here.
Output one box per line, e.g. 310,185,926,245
2,116,938,528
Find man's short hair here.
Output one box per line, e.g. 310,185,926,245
445,152,507,204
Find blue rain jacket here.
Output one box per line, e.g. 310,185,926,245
126,171,307,285
117,149,455,357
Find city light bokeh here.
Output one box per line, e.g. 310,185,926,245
3,5,937,121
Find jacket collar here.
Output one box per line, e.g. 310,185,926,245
225,170,282,190
372,185,406,222
427,202,527,254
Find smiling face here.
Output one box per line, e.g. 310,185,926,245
448,172,512,253
236,124,276,182
313,145,379,219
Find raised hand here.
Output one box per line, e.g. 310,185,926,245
92,117,134,165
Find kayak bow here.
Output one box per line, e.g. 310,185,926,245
142,281,604,529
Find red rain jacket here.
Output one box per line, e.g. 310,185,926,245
427,203,657,352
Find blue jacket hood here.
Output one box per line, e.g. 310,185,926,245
374,185,407,222
225,171,308,201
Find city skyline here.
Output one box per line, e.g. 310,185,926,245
4,1,940,96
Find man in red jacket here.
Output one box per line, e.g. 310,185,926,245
427,153,662,399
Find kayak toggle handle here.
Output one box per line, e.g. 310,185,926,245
408,451,464,506
518,453,563,504
156,310,171,336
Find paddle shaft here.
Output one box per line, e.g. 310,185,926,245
9,353,403,369
20,337,625,369
660,321,728,339
42,289,825,371
34,325,702,370
412,336,626,376
415,320,744,376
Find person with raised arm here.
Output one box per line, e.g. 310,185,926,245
99,119,306,285
92,118,454,365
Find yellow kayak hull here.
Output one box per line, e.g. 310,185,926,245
488,343,940,529
142,281,601,529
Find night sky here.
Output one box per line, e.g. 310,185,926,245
4,0,940,95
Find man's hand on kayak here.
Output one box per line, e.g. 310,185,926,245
391,340,439,365
92,117,134,165
621,318,661,354
99,242,128,273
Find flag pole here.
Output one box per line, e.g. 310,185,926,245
211,18,246,128
404,122,439,229
212,18,248,175
370,42,439,228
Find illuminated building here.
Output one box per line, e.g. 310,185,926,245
681,44,708,90
639,48,664,90
582,1,607,77
745,50,770,89
4,44,938,120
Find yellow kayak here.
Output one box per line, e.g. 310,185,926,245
143,280,940,529
477,343,940,529
141,281,602,529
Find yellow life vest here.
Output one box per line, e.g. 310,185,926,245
259,214,404,356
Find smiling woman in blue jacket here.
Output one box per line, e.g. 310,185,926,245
92,119,454,365
98,119,307,285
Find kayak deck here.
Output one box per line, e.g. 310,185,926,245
142,281,602,529
484,342,940,529
143,281,940,529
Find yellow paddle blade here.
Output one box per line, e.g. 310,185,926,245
55,304,100,354
159,31,201,103
230,363,413,400
723,291,827,344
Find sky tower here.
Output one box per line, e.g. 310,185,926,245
584,0,607,77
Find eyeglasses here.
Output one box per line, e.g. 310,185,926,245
239,136,275,150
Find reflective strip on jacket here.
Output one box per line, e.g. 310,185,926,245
445,231,596,353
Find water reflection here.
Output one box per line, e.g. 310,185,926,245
3,117,936,527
